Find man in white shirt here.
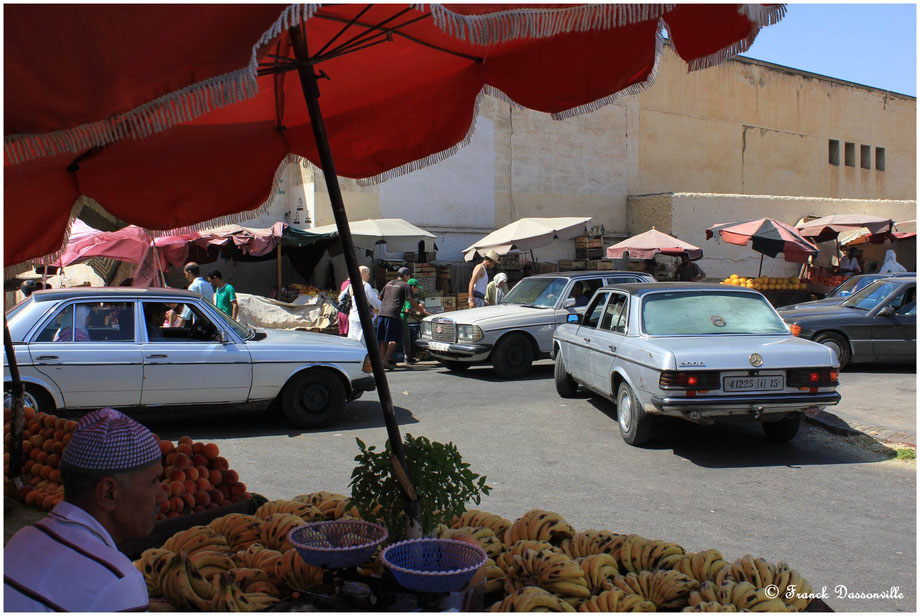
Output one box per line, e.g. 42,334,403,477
838,247,862,277
4,408,165,611
178,261,214,325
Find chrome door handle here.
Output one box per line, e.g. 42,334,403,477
145,353,168,358
36,355,58,360
582,337,591,343
609,345,617,352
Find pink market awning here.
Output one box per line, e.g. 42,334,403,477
606,228,702,260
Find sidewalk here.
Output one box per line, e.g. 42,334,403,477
806,367,917,447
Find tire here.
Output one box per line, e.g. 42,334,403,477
813,332,851,368
762,413,802,441
440,360,471,372
616,382,652,446
491,333,534,379
281,368,346,429
3,385,54,413
554,352,578,398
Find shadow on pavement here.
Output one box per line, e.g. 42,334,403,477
844,362,915,375
436,362,556,383
586,397,896,469
128,400,418,441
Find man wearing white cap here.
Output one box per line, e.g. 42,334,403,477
4,408,165,612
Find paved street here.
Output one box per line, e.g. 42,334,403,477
142,360,916,612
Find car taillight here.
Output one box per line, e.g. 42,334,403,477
788,368,838,387
788,323,802,336
362,355,372,373
659,371,721,391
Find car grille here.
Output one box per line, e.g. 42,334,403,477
431,319,456,343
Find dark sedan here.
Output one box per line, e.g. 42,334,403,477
779,272,914,311
780,277,916,368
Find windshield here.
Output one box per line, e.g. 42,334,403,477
840,280,902,311
829,276,879,298
642,291,788,335
210,306,253,339
500,277,568,308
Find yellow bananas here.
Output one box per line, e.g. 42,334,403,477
504,510,576,546
616,535,686,573
562,530,625,560
275,546,325,591
490,586,577,612
452,509,513,540
259,513,308,552
578,588,656,612
578,554,621,594
254,499,324,522
669,550,730,584
436,524,503,559
610,570,699,610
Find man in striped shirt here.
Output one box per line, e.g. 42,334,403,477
4,408,165,611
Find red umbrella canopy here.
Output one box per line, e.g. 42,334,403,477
606,228,702,260
705,218,818,263
795,214,894,244
4,4,786,267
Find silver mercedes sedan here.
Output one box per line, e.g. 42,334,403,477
552,283,841,446
3,287,374,428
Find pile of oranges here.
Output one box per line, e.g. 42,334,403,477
3,407,249,516
720,275,805,291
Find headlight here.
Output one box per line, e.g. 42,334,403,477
457,325,483,342
420,322,431,337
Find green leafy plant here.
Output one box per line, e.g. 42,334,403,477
349,434,491,542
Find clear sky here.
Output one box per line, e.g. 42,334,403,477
740,4,916,97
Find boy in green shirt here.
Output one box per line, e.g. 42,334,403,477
207,270,239,320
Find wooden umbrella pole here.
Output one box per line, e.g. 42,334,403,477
758,252,764,277
276,243,282,295
4,320,25,487
288,25,421,535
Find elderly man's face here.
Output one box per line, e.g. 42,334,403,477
111,462,164,540
184,269,195,282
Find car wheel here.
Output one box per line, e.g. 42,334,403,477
616,382,652,446
440,360,471,372
3,385,54,413
491,333,534,379
281,368,346,429
813,332,851,368
762,413,802,441
554,352,578,398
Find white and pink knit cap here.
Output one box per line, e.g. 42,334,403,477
61,408,161,472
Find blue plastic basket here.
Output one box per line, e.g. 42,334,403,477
287,520,388,569
382,538,488,593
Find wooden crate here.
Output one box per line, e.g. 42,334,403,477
596,260,614,270
536,262,558,273
571,260,587,271
558,259,573,271
498,253,523,268
441,296,457,310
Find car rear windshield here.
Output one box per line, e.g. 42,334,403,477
642,291,788,335
840,280,902,310
500,277,567,308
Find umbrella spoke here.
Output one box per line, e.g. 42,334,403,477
315,6,416,59
314,3,375,58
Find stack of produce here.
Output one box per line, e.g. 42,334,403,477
720,275,805,291
3,407,74,510
157,437,250,519
136,492,360,611
806,274,847,288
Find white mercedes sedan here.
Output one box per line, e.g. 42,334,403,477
3,287,374,428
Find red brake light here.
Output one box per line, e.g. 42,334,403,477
788,368,838,387
659,371,720,391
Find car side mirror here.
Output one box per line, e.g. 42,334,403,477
564,298,576,308
877,306,895,317
567,313,581,324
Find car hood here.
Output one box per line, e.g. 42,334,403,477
777,298,843,312
640,334,837,370
779,304,864,321
248,328,366,351
427,304,555,328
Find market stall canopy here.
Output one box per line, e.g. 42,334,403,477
796,214,894,244
605,228,702,260
197,222,336,256
838,226,917,246
4,4,786,269
463,217,592,261
706,218,819,263
310,219,437,253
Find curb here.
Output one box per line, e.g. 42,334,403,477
805,411,916,448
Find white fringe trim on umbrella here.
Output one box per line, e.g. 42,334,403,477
4,4,322,165
686,4,787,72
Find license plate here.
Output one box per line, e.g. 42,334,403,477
429,341,451,352
723,376,784,392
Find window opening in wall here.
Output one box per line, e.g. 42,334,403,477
844,142,856,167
828,139,839,165
876,147,886,171
860,145,871,169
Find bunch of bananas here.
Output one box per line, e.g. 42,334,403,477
482,558,506,595
689,580,790,612
668,550,731,584
609,570,699,610
162,525,233,556
451,509,512,539
577,588,656,612
504,510,576,546
254,499,323,522
208,514,262,551
577,554,620,594
211,573,280,612
233,544,284,584
275,546,325,591
188,550,238,582
617,535,686,573
562,530,625,559
490,586,576,612
259,513,308,552
500,547,591,605
436,524,503,559
135,548,175,594
496,540,561,576
722,556,811,611
682,600,738,612
293,492,360,520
